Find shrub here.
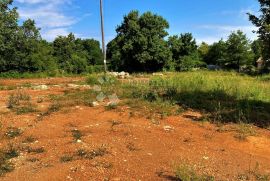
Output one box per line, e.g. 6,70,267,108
5,127,22,139
0,145,20,176
86,74,117,86
175,164,214,181
86,65,104,74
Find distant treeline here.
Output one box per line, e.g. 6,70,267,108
1,0,269,75
107,10,269,73
0,0,103,76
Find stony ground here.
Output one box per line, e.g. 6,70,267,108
0,77,269,181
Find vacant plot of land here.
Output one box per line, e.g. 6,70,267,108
0,73,269,181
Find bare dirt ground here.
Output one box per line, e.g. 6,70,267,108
0,77,270,181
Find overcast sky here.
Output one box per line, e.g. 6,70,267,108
14,0,260,44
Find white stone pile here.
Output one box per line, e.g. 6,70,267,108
108,71,130,79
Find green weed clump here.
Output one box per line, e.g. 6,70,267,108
0,145,20,176
5,127,22,139
175,164,214,181
7,91,37,115
86,74,117,86
60,146,108,163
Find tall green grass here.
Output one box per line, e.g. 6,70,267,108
75,71,270,128
147,71,270,127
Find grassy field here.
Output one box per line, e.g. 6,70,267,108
85,71,270,128
30,71,269,128
146,71,270,128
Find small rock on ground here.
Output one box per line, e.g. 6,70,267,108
163,125,174,132
32,85,48,90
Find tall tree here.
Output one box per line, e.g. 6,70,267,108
17,19,42,72
198,42,210,63
205,40,227,65
248,0,270,60
75,38,103,65
0,0,20,72
225,30,254,71
28,40,57,73
107,10,172,72
53,33,89,74
251,39,263,65
0,1,45,72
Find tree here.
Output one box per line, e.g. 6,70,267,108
0,0,20,72
106,39,122,71
198,42,210,63
0,0,102,75
205,40,227,65
53,34,102,74
248,0,270,60
107,10,172,72
75,38,103,65
168,33,202,71
251,39,263,64
0,0,47,73
17,19,42,72
53,33,78,73
225,30,254,71
28,40,58,74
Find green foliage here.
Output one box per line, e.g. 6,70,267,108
0,0,20,72
107,10,172,72
86,74,117,86
205,39,227,65
225,30,254,71
248,0,270,61
28,40,58,74
0,1,102,75
7,91,36,114
168,33,203,71
53,34,103,74
205,31,256,73
198,42,210,62
168,33,197,60
86,65,104,74
180,52,205,71
251,40,263,63
75,38,103,65
0,2,268,75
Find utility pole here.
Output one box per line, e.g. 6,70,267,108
99,0,107,72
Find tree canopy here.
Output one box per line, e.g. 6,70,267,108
107,11,172,72
248,0,270,71
225,30,254,71
0,1,268,75
0,0,103,75
167,33,203,71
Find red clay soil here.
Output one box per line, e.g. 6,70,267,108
0,78,269,181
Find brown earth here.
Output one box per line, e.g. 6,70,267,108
0,77,269,181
